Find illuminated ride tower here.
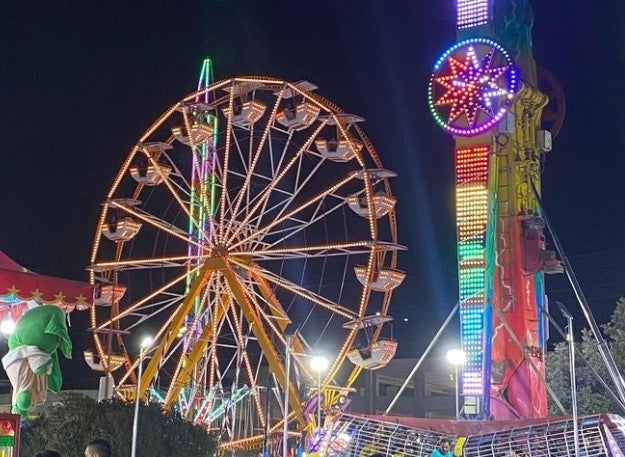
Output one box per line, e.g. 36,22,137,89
428,0,561,420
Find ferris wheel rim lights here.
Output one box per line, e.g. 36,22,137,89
428,37,519,137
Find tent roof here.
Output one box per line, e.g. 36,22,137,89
0,250,93,318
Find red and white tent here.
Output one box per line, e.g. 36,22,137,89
0,250,93,321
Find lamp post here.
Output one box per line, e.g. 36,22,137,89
131,336,153,457
283,325,297,457
557,301,579,457
446,348,466,419
310,355,329,430
262,384,271,457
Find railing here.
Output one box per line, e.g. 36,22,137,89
330,414,450,457
327,413,625,457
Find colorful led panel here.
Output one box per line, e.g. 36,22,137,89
456,145,490,396
457,0,490,29
428,38,519,137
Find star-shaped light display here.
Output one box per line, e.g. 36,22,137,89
428,38,519,137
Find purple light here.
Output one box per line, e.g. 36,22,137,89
457,0,490,29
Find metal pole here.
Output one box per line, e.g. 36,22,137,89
454,364,459,420
131,348,144,457
534,183,625,405
542,307,625,413
384,303,458,415
283,334,291,457
317,370,322,429
263,384,271,457
558,302,579,457
568,318,580,457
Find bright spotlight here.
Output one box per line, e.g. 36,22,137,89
140,336,153,350
0,319,16,336
446,348,466,366
310,355,329,373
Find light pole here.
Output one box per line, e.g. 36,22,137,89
131,335,153,457
310,355,329,430
557,301,579,457
283,325,297,457
446,348,466,419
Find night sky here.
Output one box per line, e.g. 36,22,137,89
2,1,625,389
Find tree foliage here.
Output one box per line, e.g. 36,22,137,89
546,296,625,415
20,393,218,457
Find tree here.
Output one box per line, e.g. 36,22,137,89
546,296,625,415
20,393,218,457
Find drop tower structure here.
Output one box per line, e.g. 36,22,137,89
428,0,558,420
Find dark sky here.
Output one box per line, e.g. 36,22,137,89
2,1,625,388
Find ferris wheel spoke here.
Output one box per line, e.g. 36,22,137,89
238,275,289,337
236,240,378,260
96,267,194,331
217,82,242,245
90,254,194,273
231,129,295,226
247,157,327,237
107,200,207,252
231,259,357,320
229,173,358,251
125,295,183,333
224,88,285,241
255,195,351,252
225,119,328,246
139,141,212,244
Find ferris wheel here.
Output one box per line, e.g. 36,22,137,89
87,75,403,448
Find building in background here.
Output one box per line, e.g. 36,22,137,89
347,356,456,419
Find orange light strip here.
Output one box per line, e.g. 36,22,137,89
235,240,371,257
90,254,193,271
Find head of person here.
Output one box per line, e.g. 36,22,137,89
439,439,452,453
85,439,111,457
35,451,61,457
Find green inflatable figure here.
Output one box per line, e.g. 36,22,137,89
1,305,72,418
